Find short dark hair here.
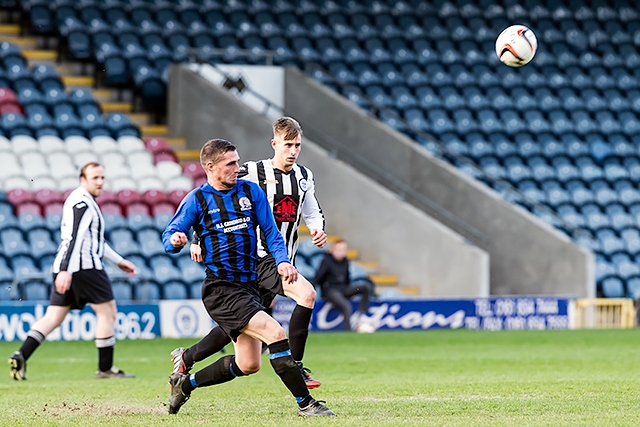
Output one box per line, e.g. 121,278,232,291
200,138,237,167
272,116,303,140
79,161,102,178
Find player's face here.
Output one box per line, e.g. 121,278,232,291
208,150,240,190
80,165,105,197
272,133,301,171
332,242,348,261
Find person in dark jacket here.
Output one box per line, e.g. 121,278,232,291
313,239,371,331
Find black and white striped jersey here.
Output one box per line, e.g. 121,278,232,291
52,187,123,273
241,159,324,260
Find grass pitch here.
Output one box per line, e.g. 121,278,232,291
1,328,640,426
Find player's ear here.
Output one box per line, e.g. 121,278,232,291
271,139,276,148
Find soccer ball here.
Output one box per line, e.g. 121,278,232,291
495,25,537,67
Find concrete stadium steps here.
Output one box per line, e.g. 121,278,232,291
297,224,410,296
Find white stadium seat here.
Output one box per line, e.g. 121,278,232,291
73,151,100,168
11,135,39,155
127,150,154,168
65,136,92,153
156,160,183,179
109,177,137,192
117,136,146,155
0,135,10,151
137,176,164,192
101,151,127,168
130,162,157,180
3,175,31,190
38,135,66,154
57,175,79,191
165,175,193,191
0,154,22,180
30,176,58,191
91,136,119,155
104,163,131,180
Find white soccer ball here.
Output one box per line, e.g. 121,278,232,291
495,25,537,67
356,321,377,334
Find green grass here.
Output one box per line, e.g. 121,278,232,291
1,329,640,426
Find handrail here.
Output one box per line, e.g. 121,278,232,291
184,46,593,243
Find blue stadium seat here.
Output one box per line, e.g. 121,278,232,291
600,277,625,298
22,280,49,301
163,281,188,299
150,257,182,285
111,280,133,301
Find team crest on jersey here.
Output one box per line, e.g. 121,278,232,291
239,197,252,211
299,179,308,191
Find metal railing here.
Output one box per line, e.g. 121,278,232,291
185,48,594,244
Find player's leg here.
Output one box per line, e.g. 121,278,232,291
171,326,232,375
257,256,320,387
324,287,354,331
91,300,134,378
242,311,334,416
281,274,316,361
9,305,70,380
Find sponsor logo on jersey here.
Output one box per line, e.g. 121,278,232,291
273,195,298,223
263,179,279,185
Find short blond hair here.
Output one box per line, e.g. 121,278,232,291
200,138,236,167
272,116,303,140
79,161,102,178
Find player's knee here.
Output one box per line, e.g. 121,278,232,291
237,359,261,375
266,325,287,343
292,282,316,308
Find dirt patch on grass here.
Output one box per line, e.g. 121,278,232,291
35,401,166,417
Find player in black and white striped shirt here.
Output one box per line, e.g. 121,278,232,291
9,162,137,381
172,117,327,389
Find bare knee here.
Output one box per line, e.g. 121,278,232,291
298,286,316,308
238,360,261,375
265,323,287,343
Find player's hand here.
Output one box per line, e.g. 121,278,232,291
278,262,298,285
55,271,72,294
190,244,203,262
170,232,188,248
310,228,327,248
118,259,136,276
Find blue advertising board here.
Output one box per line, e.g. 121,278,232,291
273,297,571,332
0,302,160,342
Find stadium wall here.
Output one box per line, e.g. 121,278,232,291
167,64,489,297
0,297,572,342
284,68,595,298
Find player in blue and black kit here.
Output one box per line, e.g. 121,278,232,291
162,138,334,417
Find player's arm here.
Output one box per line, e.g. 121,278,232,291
103,243,136,275
162,191,199,254
190,232,202,262
252,185,298,283
301,171,327,248
55,201,92,293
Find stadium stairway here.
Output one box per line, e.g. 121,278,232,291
0,22,409,300
0,22,194,159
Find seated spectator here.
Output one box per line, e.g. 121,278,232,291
313,239,372,332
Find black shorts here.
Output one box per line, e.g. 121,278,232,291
202,272,265,341
50,269,114,310
256,254,283,307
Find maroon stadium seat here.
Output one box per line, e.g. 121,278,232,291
182,161,205,180
144,137,171,155
115,189,141,211
125,202,151,216
16,202,42,216
6,189,34,207
141,189,169,207
34,189,63,208
100,202,123,216
97,190,118,206
0,88,18,106
151,202,177,216
153,151,178,163
168,189,188,209
0,103,23,115
43,202,63,216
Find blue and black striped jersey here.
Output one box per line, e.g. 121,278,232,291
162,180,290,282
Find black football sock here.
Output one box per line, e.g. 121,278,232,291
184,326,232,367
96,336,116,372
19,330,45,361
268,339,312,407
185,355,246,394
288,305,313,362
